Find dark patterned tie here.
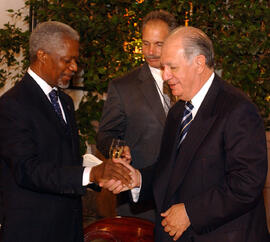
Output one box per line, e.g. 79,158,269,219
177,101,193,149
49,89,66,124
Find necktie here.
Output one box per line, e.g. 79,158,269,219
49,89,66,124
177,101,193,149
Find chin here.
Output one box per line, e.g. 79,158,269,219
172,90,178,96
58,80,70,89
147,61,161,69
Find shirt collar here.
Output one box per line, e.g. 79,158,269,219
149,65,163,82
190,72,215,118
27,68,57,96
149,65,161,77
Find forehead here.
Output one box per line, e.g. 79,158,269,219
142,20,169,41
54,38,79,57
161,39,184,65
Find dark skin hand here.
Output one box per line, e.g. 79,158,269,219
99,157,140,194
90,159,132,187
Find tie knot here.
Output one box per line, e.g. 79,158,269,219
49,89,59,102
185,101,193,112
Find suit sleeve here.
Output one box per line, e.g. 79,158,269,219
0,97,85,196
185,101,268,233
96,81,127,158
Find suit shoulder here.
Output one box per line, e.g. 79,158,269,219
0,77,27,104
110,64,144,87
0,78,31,120
216,76,259,113
221,79,253,104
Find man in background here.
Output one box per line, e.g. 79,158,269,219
0,21,131,242
96,10,178,221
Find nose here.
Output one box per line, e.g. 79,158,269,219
69,59,78,72
148,44,155,55
162,66,172,81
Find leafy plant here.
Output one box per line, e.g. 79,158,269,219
0,21,29,88
0,0,269,155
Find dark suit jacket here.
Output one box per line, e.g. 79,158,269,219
96,63,166,218
0,162,2,229
140,75,269,241
0,73,86,242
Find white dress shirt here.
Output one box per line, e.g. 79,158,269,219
149,65,165,105
190,72,214,119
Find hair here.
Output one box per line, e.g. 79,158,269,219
142,10,178,32
174,26,214,68
29,21,79,63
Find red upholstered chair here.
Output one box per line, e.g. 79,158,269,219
84,216,154,242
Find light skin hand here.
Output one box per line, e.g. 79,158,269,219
122,146,131,164
100,158,141,194
100,179,123,194
161,203,191,241
90,159,132,187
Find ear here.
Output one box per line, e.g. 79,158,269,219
36,49,48,64
194,55,206,74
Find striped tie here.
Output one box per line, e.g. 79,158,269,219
177,101,193,149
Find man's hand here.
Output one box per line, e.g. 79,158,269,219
100,158,141,194
90,159,132,188
122,146,131,164
161,203,191,241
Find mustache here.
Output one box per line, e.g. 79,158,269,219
63,72,75,79
145,55,160,60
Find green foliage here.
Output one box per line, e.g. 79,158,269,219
0,22,29,87
0,0,269,154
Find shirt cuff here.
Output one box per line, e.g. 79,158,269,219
82,154,103,186
131,172,142,202
82,167,92,186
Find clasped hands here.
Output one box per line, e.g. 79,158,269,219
89,146,140,192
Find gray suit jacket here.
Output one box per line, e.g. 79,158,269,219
96,63,166,219
97,63,166,169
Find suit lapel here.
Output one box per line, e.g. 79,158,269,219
58,91,72,126
138,63,166,126
59,91,80,159
164,76,221,203
23,74,69,135
153,101,185,211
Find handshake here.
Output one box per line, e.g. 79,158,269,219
87,146,141,194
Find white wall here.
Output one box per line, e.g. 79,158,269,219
0,0,28,96
0,0,27,28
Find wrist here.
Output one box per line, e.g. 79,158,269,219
135,169,141,188
90,166,97,183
